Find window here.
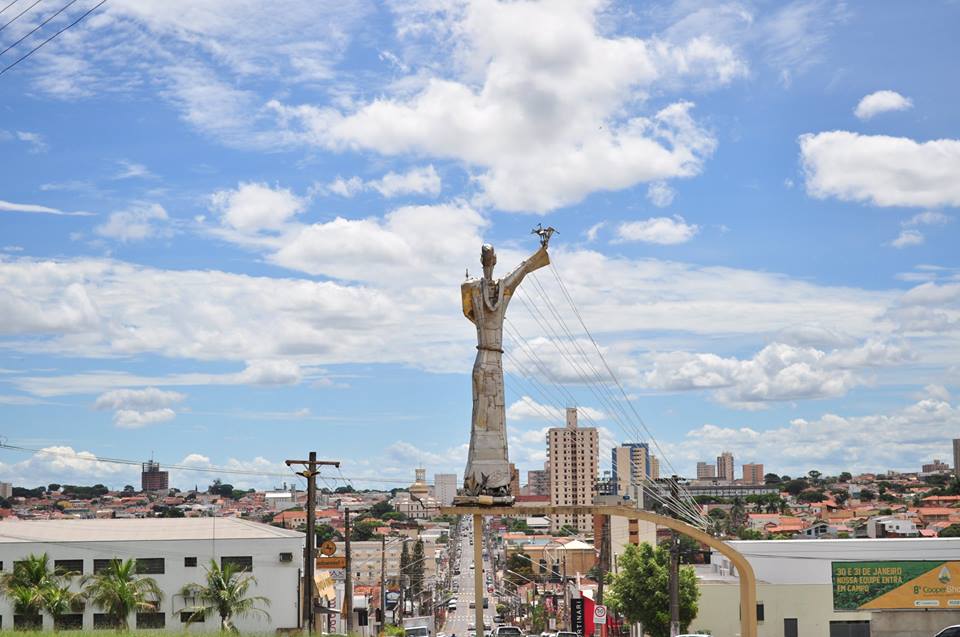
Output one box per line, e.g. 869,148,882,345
93,559,118,574
184,556,197,567
94,614,118,630
14,615,42,630
55,559,84,575
784,618,798,637
54,614,83,631
221,556,253,572
136,612,165,629
829,620,870,637
180,611,204,623
755,603,764,621
135,558,165,574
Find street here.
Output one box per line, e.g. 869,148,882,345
443,519,495,637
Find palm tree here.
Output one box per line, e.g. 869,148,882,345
44,582,84,630
82,559,163,630
2,553,55,629
180,559,270,632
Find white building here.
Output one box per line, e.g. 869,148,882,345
0,518,303,632
433,473,457,507
0,482,12,499
695,538,960,637
547,407,598,533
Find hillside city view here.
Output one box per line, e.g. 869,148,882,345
1,2,958,637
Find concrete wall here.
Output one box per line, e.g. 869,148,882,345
871,610,960,637
0,536,302,632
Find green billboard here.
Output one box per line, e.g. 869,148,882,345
832,561,960,610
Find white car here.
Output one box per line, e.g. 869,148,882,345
935,628,960,637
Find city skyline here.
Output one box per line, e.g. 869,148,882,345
1,2,959,490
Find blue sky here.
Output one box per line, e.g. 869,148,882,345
1,0,959,490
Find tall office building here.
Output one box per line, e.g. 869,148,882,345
526,469,550,496
954,438,960,477
434,473,457,506
742,463,764,485
141,460,169,492
548,407,598,532
611,443,650,497
696,462,716,479
716,451,734,481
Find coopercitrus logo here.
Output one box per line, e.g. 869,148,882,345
939,566,951,584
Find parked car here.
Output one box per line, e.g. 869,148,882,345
935,627,960,637
493,626,523,637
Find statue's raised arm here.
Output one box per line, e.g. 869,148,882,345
502,241,550,299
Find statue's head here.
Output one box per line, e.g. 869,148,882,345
481,243,496,279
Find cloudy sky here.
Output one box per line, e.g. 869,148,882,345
1,0,958,490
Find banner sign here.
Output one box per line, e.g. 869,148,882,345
570,597,585,637
832,561,960,610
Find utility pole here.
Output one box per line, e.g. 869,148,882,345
380,534,387,636
596,514,608,605
345,507,353,634
668,476,681,637
285,453,341,633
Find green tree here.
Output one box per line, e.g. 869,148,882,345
838,472,852,483
350,520,382,541
504,550,534,585
47,484,61,493
44,581,84,630
939,523,960,538
82,559,163,630
807,470,823,484
859,489,875,502
180,559,270,632
797,490,826,503
315,524,342,544
369,500,395,518
606,543,699,637
763,473,782,485
784,479,809,496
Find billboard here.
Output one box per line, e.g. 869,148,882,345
832,561,960,610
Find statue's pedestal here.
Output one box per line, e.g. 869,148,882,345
452,494,515,506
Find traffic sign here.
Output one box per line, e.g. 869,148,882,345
320,540,337,556
316,556,347,568
593,605,607,624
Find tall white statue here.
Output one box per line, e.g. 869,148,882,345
458,227,555,504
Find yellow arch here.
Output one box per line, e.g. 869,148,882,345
442,504,757,637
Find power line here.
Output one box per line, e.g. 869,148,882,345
0,0,22,17
0,0,41,33
0,0,106,78
0,0,79,57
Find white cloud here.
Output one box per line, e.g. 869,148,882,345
113,408,176,428
113,160,154,180
0,446,130,487
506,396,606,423
666,397,960,476
94,387,185,428
616,215,698,244
643,340,911,408
854,90,913,120
799,131,960,208
94,387,185,411
15,131,48,153
585,222,606,242
236,360,302,385
903,211,951,227
891,229,924,249
211,182,306,232
0,199,93,216
324,166,442,199
268,0,746,212
95,203,170,242
646,181,675,208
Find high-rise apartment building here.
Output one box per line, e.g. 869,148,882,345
548,407,598,532
742,463,764,485
650,455,660,480
434,473,457,506
954,438,960,477
696,462,716,479
716,451,734,481
526,469,550,496
141,460,169,492
611,443,650,497
921,459,950,473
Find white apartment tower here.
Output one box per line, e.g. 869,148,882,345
547,407,598,533
433,473,457,506
717,451,734,481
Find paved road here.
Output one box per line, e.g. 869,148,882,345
443,519,494,637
